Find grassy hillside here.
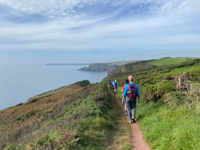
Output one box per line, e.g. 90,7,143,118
107,57,195,79
0,80,132,150
147,57,192,66
107,61,137,66
113,58,200,149
0,81,89,148
79,61,137,72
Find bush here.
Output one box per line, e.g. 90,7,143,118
178,60,195,68
142,85,157,103
157,80,174,97
164,91,186,109
46,120,54,126
187,69,200,78
78,80,91,87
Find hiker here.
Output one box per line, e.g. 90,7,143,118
121,79,129,116
113,80,118,94
122,75,140,124
109,80,112,86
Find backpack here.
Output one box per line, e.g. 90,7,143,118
114,82,117,87
127,83,137,99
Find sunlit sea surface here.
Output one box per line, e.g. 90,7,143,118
0,64,107,110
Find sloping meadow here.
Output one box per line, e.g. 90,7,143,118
2,82,117,150
113,58,200,149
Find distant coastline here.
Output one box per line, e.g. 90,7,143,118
46,63,90,66
78,60,140,72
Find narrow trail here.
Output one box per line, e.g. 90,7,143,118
115,95,151,150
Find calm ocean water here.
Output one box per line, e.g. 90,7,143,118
0,64,107,110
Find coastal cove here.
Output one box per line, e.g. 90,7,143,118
0,64,107,110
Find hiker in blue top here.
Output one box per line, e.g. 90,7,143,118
109,80,113,86
122,75,140,124
113,80,118,94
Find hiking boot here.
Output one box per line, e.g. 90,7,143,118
132,117,136,123
128,120,132,124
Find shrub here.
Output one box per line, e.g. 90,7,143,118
142,85,157,103
187,69,200,78
78,80,91,87
178,60,195,68
157,80,174,97
27,98,39,104
164,91,186,109
46,120,54,126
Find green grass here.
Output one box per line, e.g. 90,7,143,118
137,100,200,150
28,80,90,101
108,61,132,67
148,58,190,66
170,63,200,74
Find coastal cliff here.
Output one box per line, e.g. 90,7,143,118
79,63,119,72
78,61,139,72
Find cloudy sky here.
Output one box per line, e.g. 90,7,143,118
0,0,200,64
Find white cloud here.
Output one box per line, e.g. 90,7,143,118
0,0,121,18
0,0,198,18
0,0,200,52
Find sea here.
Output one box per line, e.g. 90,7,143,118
0,64,107,110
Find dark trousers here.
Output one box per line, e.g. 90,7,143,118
126,96,136,120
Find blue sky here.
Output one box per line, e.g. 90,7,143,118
0,0,200,64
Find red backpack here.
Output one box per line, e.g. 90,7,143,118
128,83,137,99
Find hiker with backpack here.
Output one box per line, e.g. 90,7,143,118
122,75,140,124
113,80,118,94
109,80,113,86
121,79,129,116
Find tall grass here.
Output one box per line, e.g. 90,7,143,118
137,100,200,150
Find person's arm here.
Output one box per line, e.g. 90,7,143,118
138,97,140,104
136,84,141,104
121,85,124,93
123,84,127,98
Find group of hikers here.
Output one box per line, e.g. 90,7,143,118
110,75,140,124
110,80,118,94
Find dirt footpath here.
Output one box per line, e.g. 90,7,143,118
115,96,151,150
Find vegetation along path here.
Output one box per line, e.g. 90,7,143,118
115,95,151,150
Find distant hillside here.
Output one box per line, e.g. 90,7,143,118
106,57,194,79
78,61,140,72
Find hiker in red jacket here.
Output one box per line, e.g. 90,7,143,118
121,79,129,116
